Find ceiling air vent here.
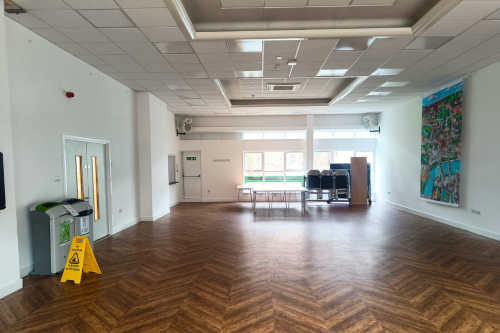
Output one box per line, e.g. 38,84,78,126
267,83,301,91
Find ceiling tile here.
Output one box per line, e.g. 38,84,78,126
263,51,296,62
380,81,409,87
131,54,168,64
391,49,434,61
191,41,229,53
197,53,232,64
116,43,160,55
486,8,500,19
404,37,452,49
296,50,331,62
440,1,500,21
140,27,186,42
153,73,183,79
292,62,323,70
142,63,176,72
98,54,137,65
358,49,398,61
179,72,210,78
32,28,73,43
32,10,93,28
12,0,69,9
368,37,414,50
265,0,307,6
93,64,119,73
78,10,134,28
380,59,419,68
230,53,263,62
233,63,263,71
477,35,500,51
64,0,118,9
112,63,147,72
164,54,200,64
56,42,91,55
75,54,105,64
115,0,166,8
421,21,476,37
208,72,236,79
80,42,125,55
344,68,374,76
154,42,194,54
334,38,376,50
6,13,51,29
290,69,319,77
322,61,357,69
221,0,264,7
326,50,364,62
107,72,130,79
439,37,489,50
264,40,300,52
299,39,339,52
98,28,149,43
350,60,385,69
459,20,500,38
123,8,177,27
58,28,111,42
202,63,235,71
171,63,205,72
124,72,156,79
227,40,263,52
308,0,351,5
186,79,213,85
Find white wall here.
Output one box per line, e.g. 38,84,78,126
376,61,500,241
314,114,377,129
179,139,306,201
0,2,22,299
167,112,182,207
137,92,177,220
6,18,141,276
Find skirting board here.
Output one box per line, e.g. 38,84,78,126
170,200,181,208
202,198,237,202
20,263,33,278
142,209,171,222
381,200,500,242
0,279,23,300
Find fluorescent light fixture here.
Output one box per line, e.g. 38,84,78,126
317,69,348,77
367,91,392,96
380,81,409,87
371,68,404,76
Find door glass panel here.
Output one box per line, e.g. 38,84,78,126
75,155,84,200
92,156,100,221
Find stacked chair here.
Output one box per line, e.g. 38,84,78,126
305,169,351,205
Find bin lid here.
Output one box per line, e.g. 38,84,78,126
32,201,63,213
60,198,94,216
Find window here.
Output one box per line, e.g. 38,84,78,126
333,151,354,163
243,132,305,140
334,132,354,138
314,132,333,139
75,155,84,200
168,155,176,184
92,156,100,221
244,151,304,186
314,152,331,170
314,130,378,139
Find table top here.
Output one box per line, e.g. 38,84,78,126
236,185,254,189
252,186,308,193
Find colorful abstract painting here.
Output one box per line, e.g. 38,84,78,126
420,81,463,207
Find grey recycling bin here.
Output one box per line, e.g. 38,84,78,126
29,202,75,275
60,198,94,251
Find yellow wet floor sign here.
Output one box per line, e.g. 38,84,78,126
61,236,101,284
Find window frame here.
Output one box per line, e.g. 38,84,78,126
314,130,377,139
243,150,305,186
242,131,305,140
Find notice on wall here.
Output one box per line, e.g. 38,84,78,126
60,221,71,246
420,80,463,207
81,216,90,237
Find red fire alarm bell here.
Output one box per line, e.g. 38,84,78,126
66,92,74,98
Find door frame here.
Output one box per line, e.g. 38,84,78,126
62,135,113,236
181,150,202,202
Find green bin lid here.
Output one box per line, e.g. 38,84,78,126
35,202,63,213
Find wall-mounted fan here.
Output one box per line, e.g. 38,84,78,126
177,118,193,136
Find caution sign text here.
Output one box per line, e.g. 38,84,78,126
61,236,101,284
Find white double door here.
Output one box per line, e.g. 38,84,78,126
182,151,202,201
65,139,109,241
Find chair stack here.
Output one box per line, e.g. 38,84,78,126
305,169,350,202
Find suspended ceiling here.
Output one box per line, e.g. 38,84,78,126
4,0,500,116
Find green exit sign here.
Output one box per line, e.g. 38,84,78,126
186,157,197,161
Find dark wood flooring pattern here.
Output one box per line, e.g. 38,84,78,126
2,202,500,332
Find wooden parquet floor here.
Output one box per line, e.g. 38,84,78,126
2,202,500,333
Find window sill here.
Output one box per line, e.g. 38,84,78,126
169,182,179,185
